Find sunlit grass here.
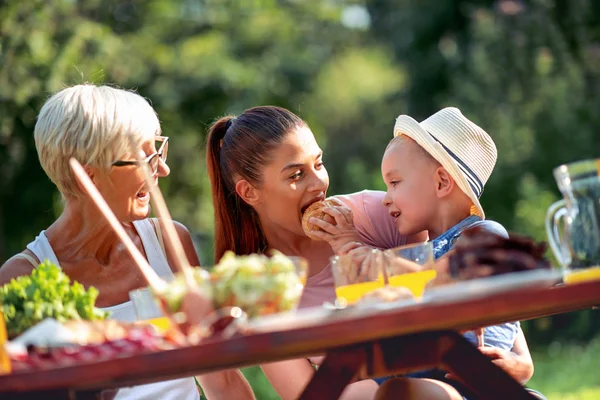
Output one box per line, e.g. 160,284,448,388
528,336,600,400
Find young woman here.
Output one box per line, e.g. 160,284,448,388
206,106,425,399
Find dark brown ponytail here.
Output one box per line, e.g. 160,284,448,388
206,106,306,263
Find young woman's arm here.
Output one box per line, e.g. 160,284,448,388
161,221,256,399
197,370,256,400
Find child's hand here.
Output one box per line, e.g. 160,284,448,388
445,346,531,385
384,253,424,276
335,246,381,283
306,200,363,254
337,241,364,255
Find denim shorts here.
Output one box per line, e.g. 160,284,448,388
373,371,547,400
373,369,471,400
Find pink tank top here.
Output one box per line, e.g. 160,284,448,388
299,190,409,309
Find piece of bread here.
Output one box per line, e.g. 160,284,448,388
302,198,342,240
359,285,415,303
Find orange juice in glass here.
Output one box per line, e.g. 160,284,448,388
387,271,437,297
331,249,385,305
383,242,436,297
0,309,10,374
143,316,171,332
129,287,171,333
335,279,385,304
564,266,600,284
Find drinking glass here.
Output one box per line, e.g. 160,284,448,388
129,287,171,332
0,309,10,374
382,242,437,297
331,249,385,305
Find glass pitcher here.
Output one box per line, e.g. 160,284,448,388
545,158,600,280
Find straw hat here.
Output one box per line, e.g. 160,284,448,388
393,107,497,219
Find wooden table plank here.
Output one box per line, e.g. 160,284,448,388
440,331,536,400
299,345,367,400
300,330,538,400
0,278,598,394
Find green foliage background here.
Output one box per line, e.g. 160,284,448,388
1,0,599,388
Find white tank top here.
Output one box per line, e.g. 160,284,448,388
26,219,200,400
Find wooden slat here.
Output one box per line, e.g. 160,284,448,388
440,331,536,400
299,345,367,400
0,280,598,394
301,331,538,400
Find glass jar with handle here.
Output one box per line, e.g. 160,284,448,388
545,158,600,283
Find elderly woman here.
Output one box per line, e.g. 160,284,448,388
0,84,253,400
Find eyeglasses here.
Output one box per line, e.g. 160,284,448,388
112,136,169,172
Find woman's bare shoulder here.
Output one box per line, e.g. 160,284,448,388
0,250,38,285
172,220,201,267
153,218,201,269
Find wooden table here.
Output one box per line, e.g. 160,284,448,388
1,271,599,400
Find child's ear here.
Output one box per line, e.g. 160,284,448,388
235,179,261,206
434,167,454,198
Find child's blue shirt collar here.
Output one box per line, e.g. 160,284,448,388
431,215,481,259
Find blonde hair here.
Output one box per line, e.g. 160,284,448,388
388,135,441,167
34,84,160,198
